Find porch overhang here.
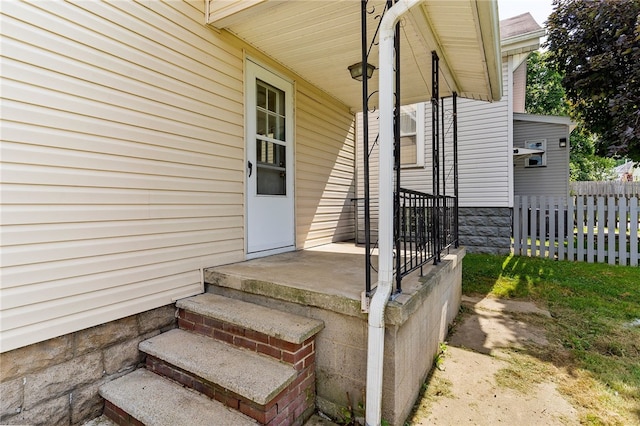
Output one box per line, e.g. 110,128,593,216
206,0,502,111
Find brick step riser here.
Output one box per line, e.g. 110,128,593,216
144,354,315,426
104,400,144,426
177,308,315,370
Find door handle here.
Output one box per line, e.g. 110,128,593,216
248,160,253,177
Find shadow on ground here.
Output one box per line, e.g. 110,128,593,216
407,296,580,425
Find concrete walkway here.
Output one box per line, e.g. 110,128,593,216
408,296,580,425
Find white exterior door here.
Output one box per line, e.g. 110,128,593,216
246,60,295,256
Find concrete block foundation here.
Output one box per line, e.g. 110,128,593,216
459,207,512,254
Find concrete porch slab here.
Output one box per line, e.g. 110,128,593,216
206,243,377,302
205,242,462,326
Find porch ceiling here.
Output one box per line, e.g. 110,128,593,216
207,0,502,111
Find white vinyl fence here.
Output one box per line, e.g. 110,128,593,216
513,195,639,266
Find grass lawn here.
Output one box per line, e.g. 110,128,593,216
462,253,640,425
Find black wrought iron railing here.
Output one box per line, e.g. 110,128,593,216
353,188,458,294
441,195,457,251
395,188,436,275
394,188,458,292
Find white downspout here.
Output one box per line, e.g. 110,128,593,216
365,1,421,425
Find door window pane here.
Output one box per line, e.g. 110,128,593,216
256,80,287,195
257,110,267,137
257,167,286,195
257,80,286,141
257,83,267,109
266,115,285,141
256,139,286,195
257,140,286,167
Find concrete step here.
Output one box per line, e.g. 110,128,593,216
139,328,297,407
100,293,321,425
85,413,337,426
81,414,117,426
99,369,256,426
177,293,324,345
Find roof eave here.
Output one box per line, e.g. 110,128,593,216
475,0,502,102
501,28,546,56
205,0,503,107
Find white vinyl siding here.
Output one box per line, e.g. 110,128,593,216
401,61,511,207
456,61,510,207
401,64,509,207
356,73,509,241
0,0,354,352
402,100,456,196
513,120,570,197
356,61,510,242
355,112,381,242
296,88,356,248
0,0,245,352
512,62,527,114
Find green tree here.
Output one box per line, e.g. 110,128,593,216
545,0,640,160
525,51,568,116
524,51,615,181
568,126,616,181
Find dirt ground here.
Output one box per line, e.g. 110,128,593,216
408,296,581,426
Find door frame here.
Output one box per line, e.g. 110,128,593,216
244,57,296,259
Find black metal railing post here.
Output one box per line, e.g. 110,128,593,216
431,51,440,263
393,0,402,294
361,0,372,295
453,92,459,248
441,96,447,252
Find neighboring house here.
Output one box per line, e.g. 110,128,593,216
614,160,636,182
513,113,573,197
0,1,501,425
357,12,571,254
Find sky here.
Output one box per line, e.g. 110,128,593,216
497,0,555,27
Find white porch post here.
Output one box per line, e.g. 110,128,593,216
365,1,422,425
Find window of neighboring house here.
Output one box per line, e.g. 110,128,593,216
399,103,425,167
525,139,547,167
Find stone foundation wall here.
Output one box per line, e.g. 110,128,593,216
0,305,177,425
459,207,512,254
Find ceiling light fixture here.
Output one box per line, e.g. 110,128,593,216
348,62,376,81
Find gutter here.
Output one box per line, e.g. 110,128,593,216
365,1,421,425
